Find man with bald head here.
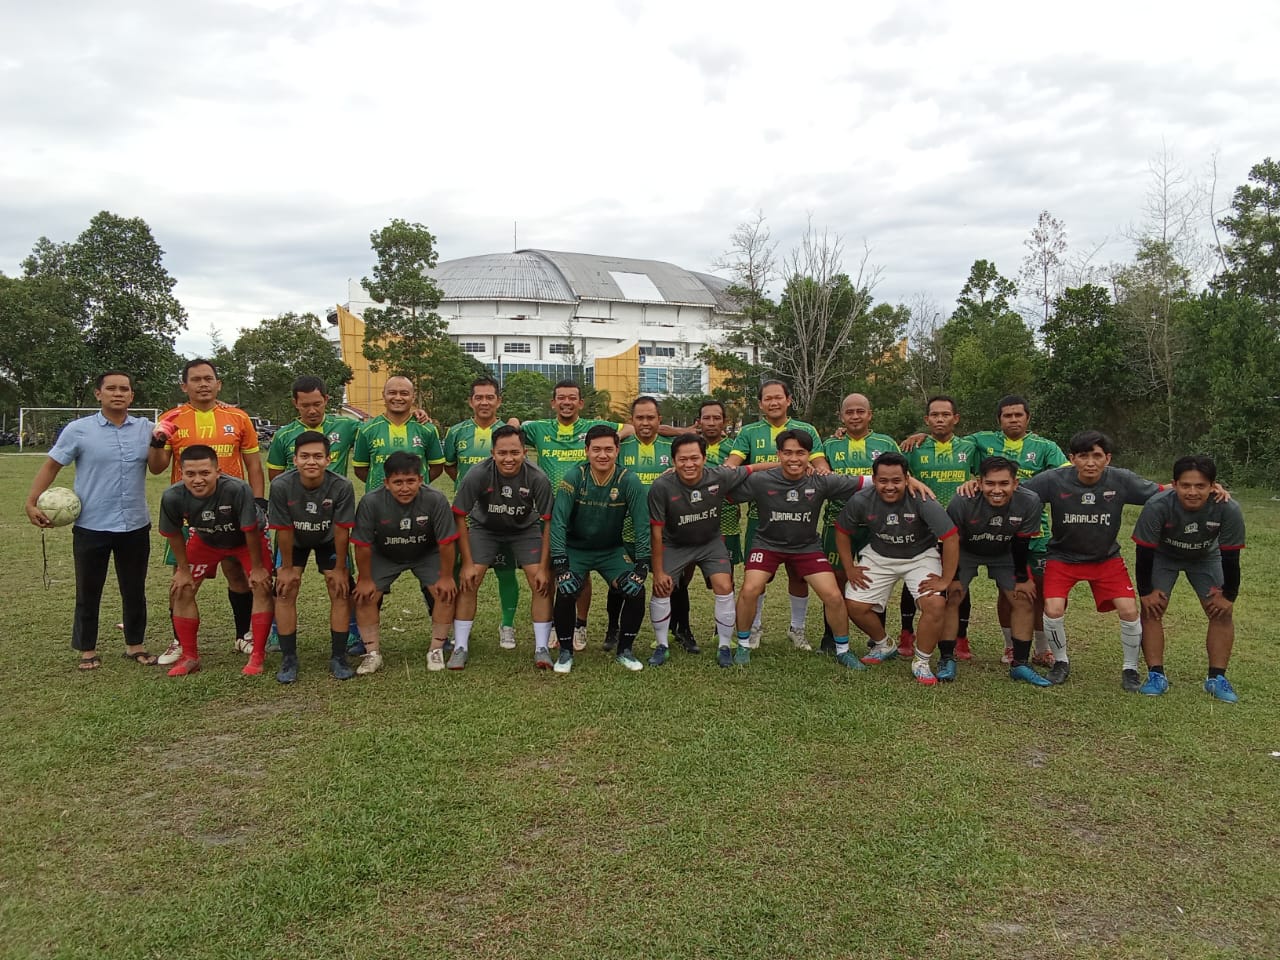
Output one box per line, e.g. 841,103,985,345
352,376,446,491
820,393,901,653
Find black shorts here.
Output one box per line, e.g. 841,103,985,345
290,542,339,572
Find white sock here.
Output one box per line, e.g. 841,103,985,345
752,595,764,631
789,594,808,630
1001,626,1012,646
1120,617,1143,671
533,620,552,651
453,619,473,651
1042,615,1069,663
1033,629,1049,654
714,593,736,648
835,641,849,655
650,596,672,647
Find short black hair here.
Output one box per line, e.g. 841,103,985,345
179,444,218,464
926,394,957,415
775,428,813,453
996,394,1029,420
872,451,910,476
979,455,1018,479
491,424,523,446
294,430,330,455
1173,454,1217,483
292,375,328,397
552,379,581,397
1069,430,1112,455
383,451,423,478
631,395,660,414
95,370,134,390
698,399,726,419
584,424,619,448
671,433,707,459
470,376,500,396
182,358,219,382
758,378,790,400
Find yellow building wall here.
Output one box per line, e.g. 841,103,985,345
335,304,387,416
592,341,639,410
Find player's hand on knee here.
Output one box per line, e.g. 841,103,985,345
529,567,551,596
249,567,272,593
170,571,195,598
918,574,948,595
1140,590,1169,621
616,561,648,598
945,581,966,605
431,575,457,604
1013,579,1037,603
552,557,582,597
353,578,379,604
324,568,349,599
653,572,674,598
845,564,871,590
1203,589,1232,620
276,567,301,599
460,564,484,593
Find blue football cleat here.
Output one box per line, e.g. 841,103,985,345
936,657,958,682
1139,672,1169,696
1203,675,1238,703
1010,664,1052,687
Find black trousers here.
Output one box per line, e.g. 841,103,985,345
71,525,150,652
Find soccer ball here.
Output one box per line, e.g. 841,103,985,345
38,486,81,527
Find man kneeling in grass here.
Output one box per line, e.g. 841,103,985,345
941,456,1046,686
351,451,457,675
451,425,555,670
1132,454,1245,702
267,430,358,683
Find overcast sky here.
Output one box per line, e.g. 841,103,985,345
3,0,1277,355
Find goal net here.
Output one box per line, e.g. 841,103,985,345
15,407,161,452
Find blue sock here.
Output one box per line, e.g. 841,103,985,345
736,630,751,644
834,634,849,655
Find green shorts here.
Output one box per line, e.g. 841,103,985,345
723,531,742,567
568,546,634,586
822,525,869,569
1029,548,1048,578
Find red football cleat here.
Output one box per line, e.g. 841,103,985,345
167,658,201,678
897,629,915,658
955,636,973,660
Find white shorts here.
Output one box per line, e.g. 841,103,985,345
843,547,942,613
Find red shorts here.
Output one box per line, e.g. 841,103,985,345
1042,557,1134,612
186,533,274,585
745,547,832,579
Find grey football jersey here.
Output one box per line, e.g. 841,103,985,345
946,487,1043,557
353,486,456,564
1132,488,1245,560
648,465,752,547
452,460,551,533
267,470,355,548
160,476,257,550
738,469,864,554
1023,466,1160,563
835,488,957,560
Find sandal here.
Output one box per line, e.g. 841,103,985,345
122,650,159,666
77,655,103,671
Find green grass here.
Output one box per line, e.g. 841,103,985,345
1,454,1278,959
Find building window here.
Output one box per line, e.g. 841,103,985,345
672,367,702,396
460,342,486,354
503,342,532,354
639,345,676,358
639,366,669,394
548,343,571,355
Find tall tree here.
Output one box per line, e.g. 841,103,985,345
0,274,92,408
499,370,554,423
1019,210,1067,327
1216,156,1280,323
709,211,779,367
213,312,354,423
20,211,187,404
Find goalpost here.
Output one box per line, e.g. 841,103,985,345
16,407,161,452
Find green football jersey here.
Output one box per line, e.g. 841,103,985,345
822,432,900,525
521,417,622,488
266,415,361,476
965,430,1069,545
904,434,980,506
443,419,501,483
550,463,649,561
618,435,672,543
352,415,446,490
727,417,824,519
706,437,741,536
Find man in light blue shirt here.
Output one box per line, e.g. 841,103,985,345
25,371,169,670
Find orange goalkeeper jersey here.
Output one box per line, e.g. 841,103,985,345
160,403,260,482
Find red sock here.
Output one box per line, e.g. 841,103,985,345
250,611,272,660
173,616,200,661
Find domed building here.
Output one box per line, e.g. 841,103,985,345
331,248,740,414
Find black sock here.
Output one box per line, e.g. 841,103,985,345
1012,638,1032,665
575,617,588,629
421,585,435,615
331,630,348,659
606,588,624,632
1208,667,1226,679
938,640,956,660
229,590,253,637
670,582,691,634
900,590,916,634
876,609,887,629
619,593,645,653
1148,664,1164,675
958,593,971,638
555,594,579,647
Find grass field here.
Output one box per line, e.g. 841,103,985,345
1,454,1278,960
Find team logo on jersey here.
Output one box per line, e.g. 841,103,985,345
223,424,235,435
322,499,333,509
690,490,702,503
219,504,233,514
1206,521,1221,531
804,487,816,500
306,502,318,514
1082,492,1096,505
412,436,424,448
328,432,340,444
415,515,429,528
202,510,215,521
518,486,529,497
870,450,882,460
1025,452,1037,462
786,489,799,502
887,513,899,525
497,485,510,499
609,487,619,501
659,456,669,466
1103,490,1117,502
399,518,412,530
958,452,967,462
708,484,719,494
904,513,916,522
1185,522,1199,534
990,516,1003,527
1009,515,1022,524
